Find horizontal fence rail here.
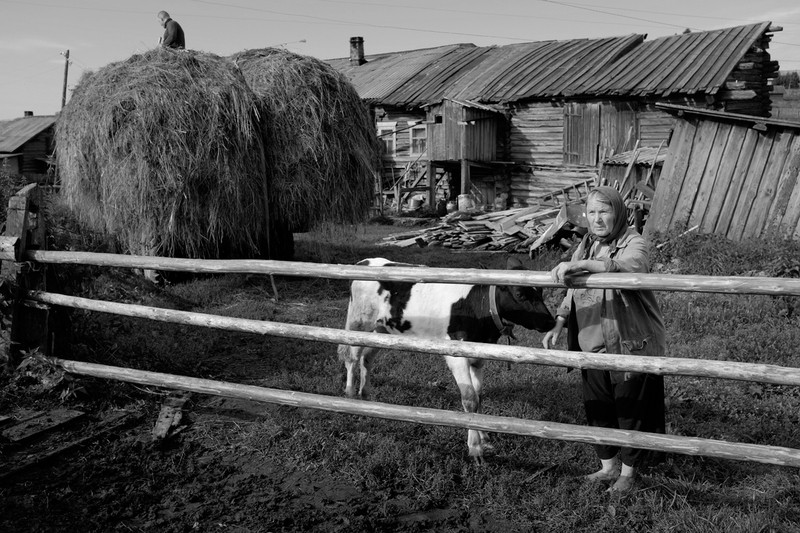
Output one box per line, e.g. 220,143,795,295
27,290,800,386
21,250,800,295
51,358,800,468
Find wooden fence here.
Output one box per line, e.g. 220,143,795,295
646,103,800,240
4,184,800,468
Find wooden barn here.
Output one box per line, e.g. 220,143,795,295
327,22,781,211
645,103,800,240
0,112,56,177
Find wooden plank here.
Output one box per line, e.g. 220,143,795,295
713,128,760,236
687,124,732,229
741,131,794,239
726,131,775,241
767,135,800,233
670,120,719,229
0,411,141,482
1,409,84,443
699,125,747,233
645,119,697,236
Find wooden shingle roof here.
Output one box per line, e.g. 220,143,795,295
327,22,774,107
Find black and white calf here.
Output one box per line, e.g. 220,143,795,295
337,257,555,461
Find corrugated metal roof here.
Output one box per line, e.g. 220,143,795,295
327,23,773,106
0,115,56,153
582,23,772,97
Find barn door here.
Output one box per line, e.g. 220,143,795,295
599,102,639,161
563,102,600,165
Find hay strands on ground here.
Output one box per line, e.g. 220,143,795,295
379,204,574,252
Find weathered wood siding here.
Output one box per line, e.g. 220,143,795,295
639,106,675,147
647,116,800,239
428,100,497,162
462,105,497,161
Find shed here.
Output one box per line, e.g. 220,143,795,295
645,103,800,240
0,113,56,176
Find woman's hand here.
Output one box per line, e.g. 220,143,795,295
542,317,566,349
550,261,584,283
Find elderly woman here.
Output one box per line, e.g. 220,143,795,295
542,186,666,493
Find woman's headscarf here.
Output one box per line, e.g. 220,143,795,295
587,186,628,244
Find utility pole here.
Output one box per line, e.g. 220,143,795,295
61,49,70,108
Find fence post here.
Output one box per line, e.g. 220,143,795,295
3,183,50,368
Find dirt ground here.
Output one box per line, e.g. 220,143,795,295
1,387,487,533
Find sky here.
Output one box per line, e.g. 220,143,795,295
1,0,799,120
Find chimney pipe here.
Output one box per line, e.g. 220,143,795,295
23,111,33,117
349,36,366,66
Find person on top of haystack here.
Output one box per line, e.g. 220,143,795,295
157,11,185,50
541,186,666,493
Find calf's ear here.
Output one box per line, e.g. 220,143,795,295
506,256,524,270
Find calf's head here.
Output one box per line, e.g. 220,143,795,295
496,257,555,332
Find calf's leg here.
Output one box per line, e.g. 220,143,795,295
444,354,485,462
337,344,380,399
468,359,493,454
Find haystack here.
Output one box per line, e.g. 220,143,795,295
230,48,379,231
55,48,269,259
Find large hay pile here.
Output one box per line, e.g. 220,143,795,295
56,48,269,258
231,48,379,231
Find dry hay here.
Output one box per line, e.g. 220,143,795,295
231,48,379,231
55,48,269,258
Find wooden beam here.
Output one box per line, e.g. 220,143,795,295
460,159,471,195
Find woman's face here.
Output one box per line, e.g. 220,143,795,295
586,196,616,239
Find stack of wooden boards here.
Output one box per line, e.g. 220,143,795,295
379,205,565,251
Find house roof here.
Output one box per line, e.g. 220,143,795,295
327,23,775,107
0,115,56,153
582,22,773,97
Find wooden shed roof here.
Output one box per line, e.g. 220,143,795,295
656,102,800,129
0,115,56,153
327,22,775,107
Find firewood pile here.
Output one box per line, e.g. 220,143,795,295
378,205,570,252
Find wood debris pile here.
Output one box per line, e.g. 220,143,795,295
379,205,570,252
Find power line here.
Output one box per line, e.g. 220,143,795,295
186,0,537,41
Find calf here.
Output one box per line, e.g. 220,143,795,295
337,257,555,462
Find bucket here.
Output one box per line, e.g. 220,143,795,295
409,198,423,210
446,201,457,213
457,194,475,212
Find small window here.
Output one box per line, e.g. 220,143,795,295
410,125,427,155
434,115,443,124
377,121,396,156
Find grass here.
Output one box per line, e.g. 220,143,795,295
3,220,800,531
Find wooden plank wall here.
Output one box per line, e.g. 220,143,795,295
646,117,800,240
463,106,497,161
